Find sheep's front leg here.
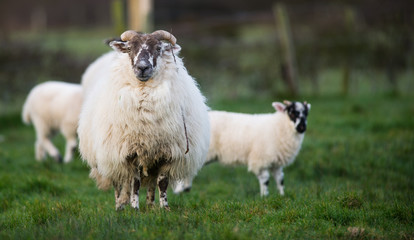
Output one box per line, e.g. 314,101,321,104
115,180,130,211
256,169,270,197
113,181,122,210
272,167,285,196
130,172,141,210
157,174,170,210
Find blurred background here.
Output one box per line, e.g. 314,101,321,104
0,0,413,112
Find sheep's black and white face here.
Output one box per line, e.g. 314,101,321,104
110,35,180,82
285,102,310,133
272,101,311,134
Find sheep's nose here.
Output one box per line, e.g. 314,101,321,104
297,124,306,133
138,64,150,72
296,119,307,133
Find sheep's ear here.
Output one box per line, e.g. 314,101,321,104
109,40,130,53
164,43,181,55
172,44,181,54
272,102,285,112
304,101,311,111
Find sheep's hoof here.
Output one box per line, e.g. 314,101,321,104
163,206,171,211
146,202,155,208
116,203,126,211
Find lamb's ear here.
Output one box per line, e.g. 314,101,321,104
272,102,285,112
304,101,311,111
109,40,130,53
164,43,181,55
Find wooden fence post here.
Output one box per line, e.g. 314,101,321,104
273,3,298,96
128,0,153,32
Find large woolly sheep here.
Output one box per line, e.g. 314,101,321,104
22,81,83,163
174,100,310,196
80,51,114,96
77,30,210,211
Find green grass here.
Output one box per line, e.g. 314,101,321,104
0,95,413,239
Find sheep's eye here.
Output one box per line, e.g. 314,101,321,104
156,46,162,52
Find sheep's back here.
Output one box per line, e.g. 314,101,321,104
23,81,82,129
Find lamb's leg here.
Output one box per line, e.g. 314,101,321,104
272,167,285,196
157,173,170,210
42,138,62,163
256,169,270,197
33,119,48,161
35,139,46,161
33,121,60,162
130,171,141,211
146,182,156,207
63,138,77,163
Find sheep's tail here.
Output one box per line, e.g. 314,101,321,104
21,100,31,125
90,168,112,191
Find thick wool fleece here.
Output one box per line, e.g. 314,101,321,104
77,50,210,188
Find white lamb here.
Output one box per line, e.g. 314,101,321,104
174,100,310,196
77,30,210,211
22,81,83,163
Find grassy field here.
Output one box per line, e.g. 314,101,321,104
0,95,413,239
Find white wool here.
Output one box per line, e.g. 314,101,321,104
80,51,115,97
77,50,210,187
22,81,83,163
173,105,306,195
207,110,304,175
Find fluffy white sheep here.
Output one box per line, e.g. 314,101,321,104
22,81,83,163
174,100,310,196
77,30,210,211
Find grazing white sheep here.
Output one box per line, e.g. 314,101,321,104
77,30,210,211
22,81,83,163
174,100,310,196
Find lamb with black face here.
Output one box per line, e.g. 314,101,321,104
284,101,310,134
